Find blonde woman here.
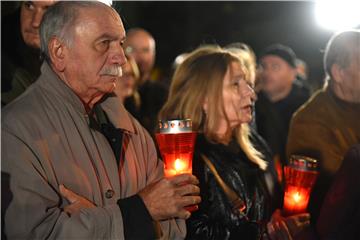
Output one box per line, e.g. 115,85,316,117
159,45,310,239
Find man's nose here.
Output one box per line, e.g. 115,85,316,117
31,10,43,28
110,43,127,66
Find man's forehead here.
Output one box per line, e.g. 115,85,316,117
77,6,124,29
30,0,57,8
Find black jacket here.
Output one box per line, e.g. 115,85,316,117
186,132,282,240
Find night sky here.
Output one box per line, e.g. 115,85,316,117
1,1,346,91
114,1,336,91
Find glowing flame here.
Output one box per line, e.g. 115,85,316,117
292,192,302,203
174,159,186,172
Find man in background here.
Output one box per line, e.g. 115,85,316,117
2,1,56,105
123,28,168,135
255,44,310,167
287,30,360,224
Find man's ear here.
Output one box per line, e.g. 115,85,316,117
331,64,344,84
48,37,66,72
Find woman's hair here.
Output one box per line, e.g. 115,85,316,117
226,42,257,85
126,55,142,109
159,45,267,170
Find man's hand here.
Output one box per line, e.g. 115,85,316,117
267,209,310,240
138,173,201,221
59,185,96,216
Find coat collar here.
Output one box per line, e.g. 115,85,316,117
39,62,136,134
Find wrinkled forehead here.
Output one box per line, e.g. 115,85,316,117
74,3,122,25
74,5,124,34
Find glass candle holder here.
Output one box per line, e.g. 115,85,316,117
155,119,197,211
155,119,196,177
283,155,318,216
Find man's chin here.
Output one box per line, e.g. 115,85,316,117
24,38,40,49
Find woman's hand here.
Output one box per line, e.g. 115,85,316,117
59,185,96,216
266,209,310,240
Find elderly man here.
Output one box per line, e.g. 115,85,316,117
123,28,168,135
2,1,56,105
287,30,360,224
2,2,200,239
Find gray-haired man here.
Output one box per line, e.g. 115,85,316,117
2,2,200,239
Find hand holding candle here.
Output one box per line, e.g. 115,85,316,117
283,155,318,216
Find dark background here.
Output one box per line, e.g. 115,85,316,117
2,1,339,91
114,1,336,91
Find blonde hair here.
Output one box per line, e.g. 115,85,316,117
126,55,142,109
226,43,257,85
159,45,267,170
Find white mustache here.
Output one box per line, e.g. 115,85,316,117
100,66,122,77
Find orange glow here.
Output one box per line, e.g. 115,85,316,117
174,159,186,172
292,192,302,203
283,186,310,216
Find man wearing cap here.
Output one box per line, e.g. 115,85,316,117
255,44,310,168
287,30,360,225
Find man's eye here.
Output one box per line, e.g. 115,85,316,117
96,40,110,52
272,64,280,71
24,1,35,10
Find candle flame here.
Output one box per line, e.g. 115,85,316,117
174,158,186,172
292,192,302,203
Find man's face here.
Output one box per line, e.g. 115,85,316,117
63,6,126,103
259,55,296,96
123,31,155,78
339,50,360,102
20,1,56,49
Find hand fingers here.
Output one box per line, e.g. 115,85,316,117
59,185,78,204
169,174,199,185
285,215,310,237
178,195,201,207
175,184,200,196
270,220,292,240
175,209,192,220
291,213,310,223
279,221,292,240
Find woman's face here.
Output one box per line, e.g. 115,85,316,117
219,61,256,130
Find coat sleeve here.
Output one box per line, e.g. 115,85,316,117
142,129,187,240
2,130,125,240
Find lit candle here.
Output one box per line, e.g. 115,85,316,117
156,119,196,177
283,155,318,216
283,186,310,215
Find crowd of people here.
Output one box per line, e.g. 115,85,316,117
1,1,359,240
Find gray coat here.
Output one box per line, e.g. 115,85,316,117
2,62,185,239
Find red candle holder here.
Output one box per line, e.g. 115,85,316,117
155,119,197,211
283,155,318,216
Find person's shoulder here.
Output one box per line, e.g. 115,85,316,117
2,83,46,132
292,88,329,122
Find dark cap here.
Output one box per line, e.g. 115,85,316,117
261,44,297,68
